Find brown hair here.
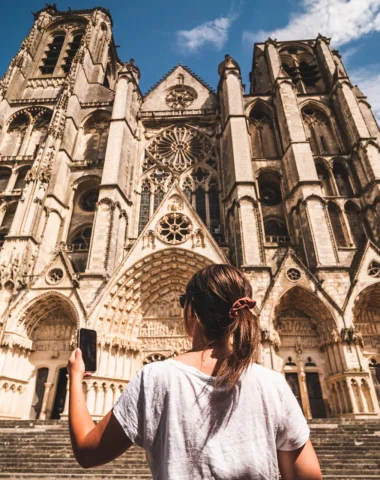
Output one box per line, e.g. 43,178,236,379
184,264,260,390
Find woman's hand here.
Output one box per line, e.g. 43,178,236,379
68,348,89,381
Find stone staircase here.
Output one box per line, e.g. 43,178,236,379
0,419,379,479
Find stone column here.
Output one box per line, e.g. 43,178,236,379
346,378,358,413
299,371,312,419
39,382,52,420
61,376,70,417
218,55,264,267
104,384,114,413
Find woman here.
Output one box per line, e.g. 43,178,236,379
68,264,322,479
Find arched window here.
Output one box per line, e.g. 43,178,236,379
333,162,354,197
195,186,207,224
328,202,347,247
66,179,100,272
154,187,164,212
1,114,29,156
258,171,289,244
280,47,324,93
63,33,83,73
249,107,279,158
26,111,51,156
316,163,334,196
138,183,151,234
345,202,366,246
40,33,65,75
68,225,93,251
95,25,108,63
80,111,111,164
0,168,11,191
0,203,17,247
14,166,30,190
302,107,340,155
264,218,289,243
209,180,221,236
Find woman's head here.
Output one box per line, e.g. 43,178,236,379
183,264,260,389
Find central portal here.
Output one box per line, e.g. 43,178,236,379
139,290,191,365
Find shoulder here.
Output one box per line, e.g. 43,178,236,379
245,364,287,391
135,359,176,383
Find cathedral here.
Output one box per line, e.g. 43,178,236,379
0,4,379,422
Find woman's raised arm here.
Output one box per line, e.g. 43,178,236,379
68,348,132,469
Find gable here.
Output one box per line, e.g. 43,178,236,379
142,65,217,112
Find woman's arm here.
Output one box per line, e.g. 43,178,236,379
277,439,322,480
68,348,132,469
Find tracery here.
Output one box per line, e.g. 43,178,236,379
138,125,222,239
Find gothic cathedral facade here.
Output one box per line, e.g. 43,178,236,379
0,5,379,421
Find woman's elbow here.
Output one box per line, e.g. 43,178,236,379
74,450,97,469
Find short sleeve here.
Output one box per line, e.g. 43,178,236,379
113,370,145,448
276,376,310,451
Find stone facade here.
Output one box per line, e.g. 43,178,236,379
0,5,379,421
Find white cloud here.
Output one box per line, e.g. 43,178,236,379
177,12,238,54
243,0,380,47
350,64,380,121
340,45,361,64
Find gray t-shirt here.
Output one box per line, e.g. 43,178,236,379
113,359,310,480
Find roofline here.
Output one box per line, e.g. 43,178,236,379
32,5,114,26
144,63,216,97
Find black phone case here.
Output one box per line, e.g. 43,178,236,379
78,328,97,372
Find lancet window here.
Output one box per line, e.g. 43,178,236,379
280,46,324,94
249,106,279,158
344,201,366,246
62,33,83,73
302,107,340,156
316,162,335,196
258,170,289,244
328,201,348,247
138,125,222,239
0,168,11,192
40,33,65,75
332,162,354,197
39,28,84,76
66,179,100,273
77,111,111,165
0,203,17,248
1,109,51,158
14,166,30,190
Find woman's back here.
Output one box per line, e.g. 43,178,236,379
113,359,310,480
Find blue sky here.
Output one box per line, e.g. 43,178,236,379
1,1,380,118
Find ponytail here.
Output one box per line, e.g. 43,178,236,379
215,307,260,391
185,264,261,391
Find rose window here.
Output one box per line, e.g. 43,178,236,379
368,261,380,278
165,86,195,109
157,213,192,244
286,268,301,282
46,268,64,284
146,125,213,173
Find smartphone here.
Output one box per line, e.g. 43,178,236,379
77,328,97,373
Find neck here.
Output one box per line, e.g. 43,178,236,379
190,324,231,355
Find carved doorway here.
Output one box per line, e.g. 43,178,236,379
19,294,77,420
285,373,303,409
139,290,191,364
306,372,326,418
29,367,48,420
51,368,67,419
274,287,334,418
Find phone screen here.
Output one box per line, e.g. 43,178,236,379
77,328,97,372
